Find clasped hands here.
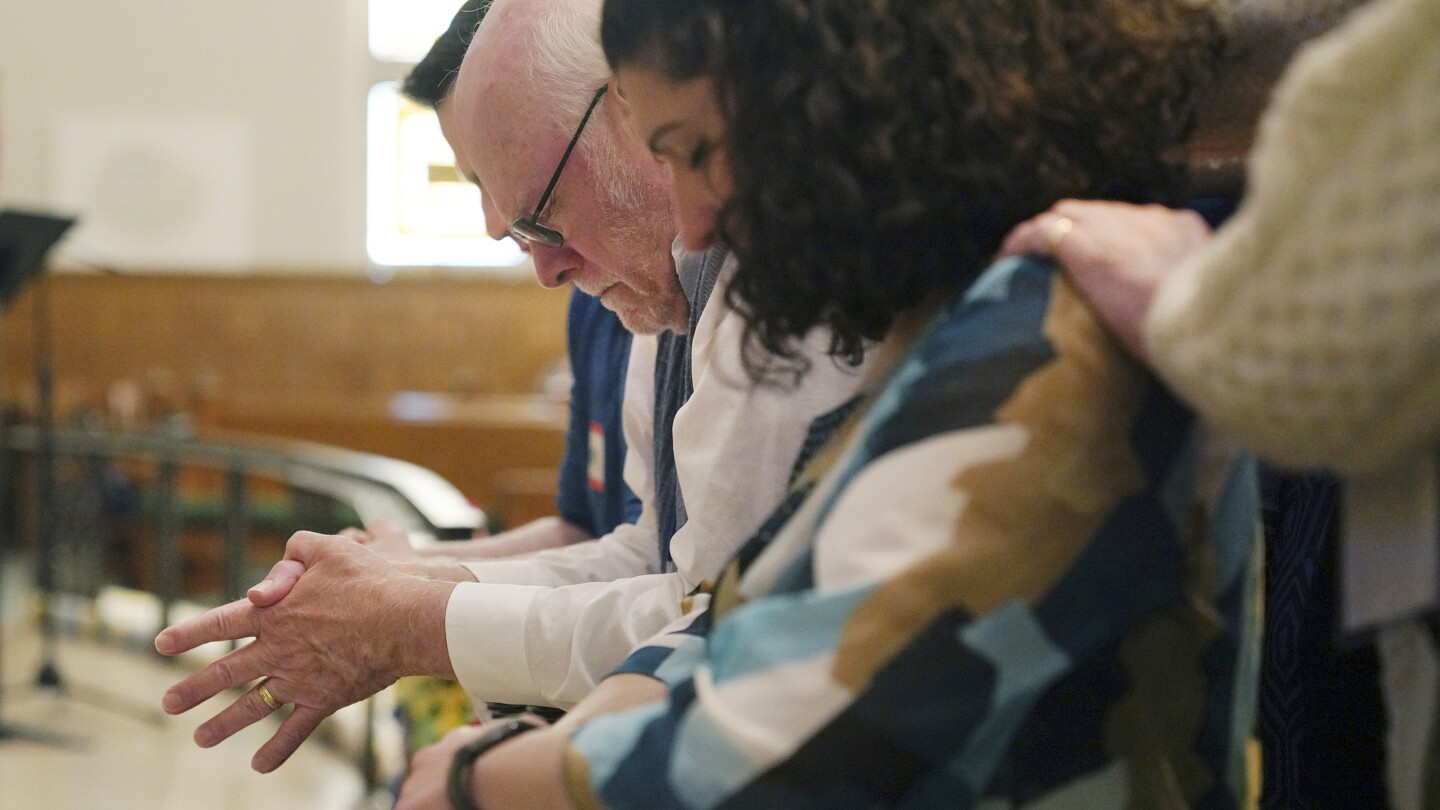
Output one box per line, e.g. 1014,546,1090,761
154,530,460,772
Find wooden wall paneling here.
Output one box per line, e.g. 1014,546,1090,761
0,272,576,535
0,271,572,410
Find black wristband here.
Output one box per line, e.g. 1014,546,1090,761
447,718,541,810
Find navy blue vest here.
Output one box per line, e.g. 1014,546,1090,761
651,246,726,571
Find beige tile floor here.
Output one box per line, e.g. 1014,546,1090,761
0,562,373,810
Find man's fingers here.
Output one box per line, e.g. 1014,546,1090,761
247,559,306,607
155,599,258,656
363,518,398,535
161,643,264,715
193,680,283,748
252,705,327,774
338,527,370,544
283,530,337,563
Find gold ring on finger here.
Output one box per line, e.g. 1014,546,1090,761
1046,215,1075,255
256,679,282,712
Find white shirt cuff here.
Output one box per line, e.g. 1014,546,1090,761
445,581,544,706
461,558,568,586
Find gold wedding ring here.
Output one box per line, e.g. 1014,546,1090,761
256,679,282,712
1046,215,1075,255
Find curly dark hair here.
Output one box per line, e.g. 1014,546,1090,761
603,0,1223,379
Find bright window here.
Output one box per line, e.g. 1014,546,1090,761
366,83,524,270
366,0,525,272
369,0,475,63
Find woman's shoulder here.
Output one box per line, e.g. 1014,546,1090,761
928,254,1061,364
860,256,1069,455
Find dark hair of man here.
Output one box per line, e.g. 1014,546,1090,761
603,0,1224,381
401,0,494,109
1197,0,1368,142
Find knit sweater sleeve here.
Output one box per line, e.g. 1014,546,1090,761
1145,0,1440,475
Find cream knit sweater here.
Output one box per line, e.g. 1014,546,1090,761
1146,0,1440,475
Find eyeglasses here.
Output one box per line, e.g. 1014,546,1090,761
508,85,609,250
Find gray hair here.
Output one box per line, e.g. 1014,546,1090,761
514,0,643,206
522,0,612,135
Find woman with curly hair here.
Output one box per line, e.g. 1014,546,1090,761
396,1,1257,808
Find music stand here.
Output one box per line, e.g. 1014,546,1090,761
0,208,85,746
0,212,167,741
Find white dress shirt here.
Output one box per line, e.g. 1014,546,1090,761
444,251,869,708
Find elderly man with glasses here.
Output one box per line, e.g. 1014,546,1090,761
154,0,867,775
505,86,607,249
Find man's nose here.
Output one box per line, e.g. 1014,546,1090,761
529,244,580,288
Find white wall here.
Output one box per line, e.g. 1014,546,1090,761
0,0,377,270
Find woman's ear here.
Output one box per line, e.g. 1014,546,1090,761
608,75,635,113
606,74,644,141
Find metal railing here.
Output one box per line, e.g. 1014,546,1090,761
0,421,484,793
3,423,481,611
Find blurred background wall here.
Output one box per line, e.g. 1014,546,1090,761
0,0,573,519
0,0,369,269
